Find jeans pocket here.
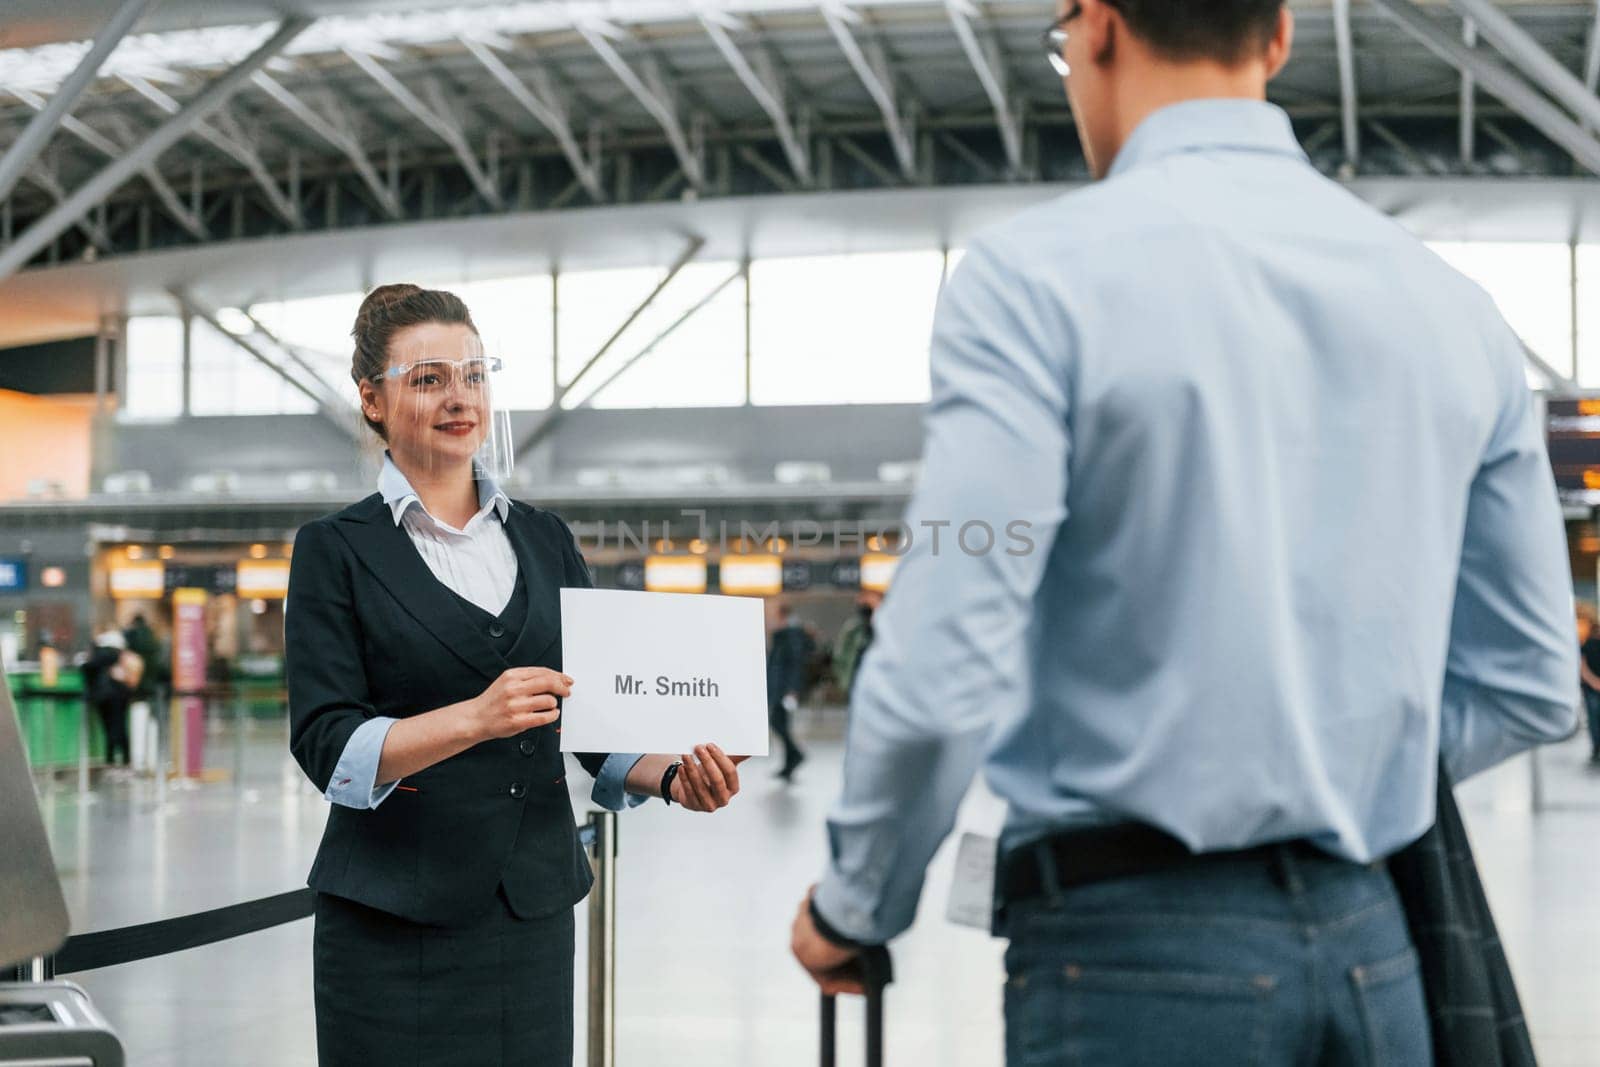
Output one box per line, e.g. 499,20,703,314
1349,949,1430,1067
1005,963,1278,1067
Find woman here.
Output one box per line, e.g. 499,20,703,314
286,284,746,1066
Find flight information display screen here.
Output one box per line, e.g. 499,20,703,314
1546,398,1600,507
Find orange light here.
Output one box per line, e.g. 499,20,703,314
125,545,144,560
249,543,268,559
40,566,66,589
158,545,175,560
1580,400,1600,416
1584,470,1600,490
718,555,782,596
644,555,707,593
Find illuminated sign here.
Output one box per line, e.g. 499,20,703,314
860,553,900,593
0,558,24,592
110,562,165,599
236,560,291,599
644,556,708,594
718,555,782,596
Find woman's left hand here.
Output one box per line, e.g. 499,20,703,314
671,744,748,812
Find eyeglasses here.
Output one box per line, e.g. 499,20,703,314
373,356,503,391
1041,2,1085,77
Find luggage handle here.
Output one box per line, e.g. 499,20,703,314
820,945,893,1067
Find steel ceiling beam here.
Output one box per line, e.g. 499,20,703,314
700,12,812,185
1447,0,1600,136
121,75,302,227
822,4,917,179
1586,0,1600,107
1371,0,1600,176
1461,19,1477,163
251,71,403,219
945,0,1022,175
0,18,311,283
0,0,155,203
344,48,504,210
459,37,605,203
1331,0,1361,170
170,287,359,438
578,267,744,407
579,23,705,190
23,164,112,251
518,234,704,455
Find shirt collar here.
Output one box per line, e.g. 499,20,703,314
378,452,510,529
1108,99,1306,179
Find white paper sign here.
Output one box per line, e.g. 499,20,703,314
559,588,771,757
946,832,998,930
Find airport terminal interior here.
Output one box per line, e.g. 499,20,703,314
4,0,1600,1064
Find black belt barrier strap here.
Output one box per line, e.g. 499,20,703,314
40,822,600,975
51,889,315,975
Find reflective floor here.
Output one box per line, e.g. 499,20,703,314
22,711,1600,1066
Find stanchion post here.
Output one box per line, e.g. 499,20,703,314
77,699,90,796
586,810,617,1067
27,956,51,982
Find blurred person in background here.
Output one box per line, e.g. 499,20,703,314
789,1,1577,1062
85,626,140,772
1578,602,1600,763
767,600,814,780
124,612,163,772
831,589,882,700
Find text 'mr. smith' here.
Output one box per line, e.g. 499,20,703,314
614,674,721,698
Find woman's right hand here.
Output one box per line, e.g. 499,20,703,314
466,667,572,741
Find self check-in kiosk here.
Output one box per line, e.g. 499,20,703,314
0,664,124,1066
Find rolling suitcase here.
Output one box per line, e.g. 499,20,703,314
820,945,893,1067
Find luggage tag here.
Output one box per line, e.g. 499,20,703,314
945,831,998,930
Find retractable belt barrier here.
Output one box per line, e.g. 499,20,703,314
14,821,601,981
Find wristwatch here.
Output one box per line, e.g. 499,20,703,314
659,761,684,805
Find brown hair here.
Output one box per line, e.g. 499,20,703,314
350,283,477,437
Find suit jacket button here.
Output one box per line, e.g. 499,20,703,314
489,622,506,638
509,782,526,799
519,737,536,756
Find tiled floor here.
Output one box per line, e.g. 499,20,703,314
20,711,1600,1065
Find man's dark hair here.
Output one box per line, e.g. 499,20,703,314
1113,0,1283,64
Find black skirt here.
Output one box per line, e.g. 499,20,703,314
313,887,575,1066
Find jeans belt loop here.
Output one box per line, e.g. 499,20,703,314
1035,840,1066,910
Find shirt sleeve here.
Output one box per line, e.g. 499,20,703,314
1439,320,1579,780
812,242,1073,944
324,715,402,809
590,753,650,811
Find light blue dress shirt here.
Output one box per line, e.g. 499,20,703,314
813,100,1579,944
323,455,646,811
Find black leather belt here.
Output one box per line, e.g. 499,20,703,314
996,822,1344,916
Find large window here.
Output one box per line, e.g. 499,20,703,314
556,263,745,409
247,291,363,407
120,252,959,417
123,316,183,418
749,250,944,405
1428,242,1573,381
1575,247,1600,388
454,276,555,410
188,318,318,416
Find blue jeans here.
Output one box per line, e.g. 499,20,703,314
1002,844,1430,1066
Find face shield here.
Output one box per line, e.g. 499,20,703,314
377,330,515,484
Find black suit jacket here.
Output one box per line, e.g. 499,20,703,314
286,492,608,926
